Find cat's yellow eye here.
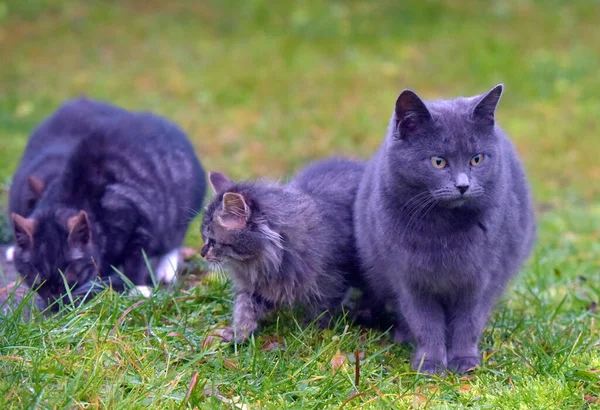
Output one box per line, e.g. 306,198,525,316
470,154,484,166
431,156,447,169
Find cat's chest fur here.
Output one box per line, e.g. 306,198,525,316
390,210,493,292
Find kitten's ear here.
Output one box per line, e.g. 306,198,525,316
27,176,45,198
394,89,432,139
209,172,233,194
11,213,36,250
218,192,249,230
67,211,92,247
472,84,503,125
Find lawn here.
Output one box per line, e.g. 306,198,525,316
0,0,599,408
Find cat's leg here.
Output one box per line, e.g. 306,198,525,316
446,294,490,373
216,292,267,343
5,246,15,263
306,297,345,329
393,313,414,345
122,250,152,287
155,248,180,284
398,288,447,374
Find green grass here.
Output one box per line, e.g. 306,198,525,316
0,0,599,408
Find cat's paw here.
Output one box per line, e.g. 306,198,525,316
447,357,479,374
213,326,250,343
411,357,446,375
5,246,15,263
213,327,236,342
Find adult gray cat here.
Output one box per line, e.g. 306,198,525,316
354,84,535,374
11,98,206,308
201,158,364,342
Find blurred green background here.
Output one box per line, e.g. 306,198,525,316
1,0,599,213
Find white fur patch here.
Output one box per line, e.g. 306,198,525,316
155,248,179,283
130,285,152,298
257,220,284,249
5,246,15,263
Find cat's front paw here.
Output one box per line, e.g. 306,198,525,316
411,357,446,375
213,327,235,342
213,326,252,343
448,356,479,374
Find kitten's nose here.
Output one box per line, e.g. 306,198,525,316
200,244,210,258
455,173,470,195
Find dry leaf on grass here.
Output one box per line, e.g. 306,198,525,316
330,350,348,375
183,371,201,406
413,392,428,405
202,385,249,409
223,358,239,370
201,334,219,351
459,384,473,392
261,336,284,351
584,395,598,404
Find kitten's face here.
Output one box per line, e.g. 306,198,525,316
388,85,504,210
12,209,100,308
200,172,282,273
200,192,266,267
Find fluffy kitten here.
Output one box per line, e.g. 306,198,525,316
11,99,206,307
201,158,364,342
354,85,535,373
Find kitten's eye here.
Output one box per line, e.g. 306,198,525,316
470,154,484,166
431,156,447,169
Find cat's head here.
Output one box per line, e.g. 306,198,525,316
386,84,504,210
200,172,283,273
11,208,101,308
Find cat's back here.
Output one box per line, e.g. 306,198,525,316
290,158,365,281
10,98,127,215
291,158,365,207
497,130,536,258
59,102,206,247
21,98,126,157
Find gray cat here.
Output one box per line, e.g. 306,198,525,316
201,158,364,342
354,85,535,374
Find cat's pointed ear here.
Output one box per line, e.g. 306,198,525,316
218,192,249,230
209,172,233,194
11,213,36,250
27,176,45,198
472,84,503,125
394,89,432,139
67,211,92,247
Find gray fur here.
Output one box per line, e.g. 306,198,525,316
11,98,206,308
354,85,536,373
202,158,364,342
